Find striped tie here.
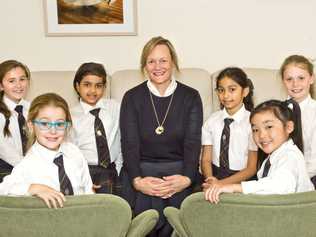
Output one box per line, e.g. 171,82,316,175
54,155,74,195
261,158,271,178
219,118,234,169
15,105,28,155
90,108,111,168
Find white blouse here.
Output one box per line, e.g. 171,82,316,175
202,105,257,170
0,96,29,166
70,98,122,173
0,142,93,196
299,95,316,177
242,139,314,194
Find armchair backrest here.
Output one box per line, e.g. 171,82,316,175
0,194,158,237
165,192,316,237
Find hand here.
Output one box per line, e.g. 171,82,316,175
92,184,102,193
202,176,219,191
133,176,165,196
159,175,191,199
204,183,239,204
28,184,66,209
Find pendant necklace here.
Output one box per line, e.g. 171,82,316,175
149,90,174,135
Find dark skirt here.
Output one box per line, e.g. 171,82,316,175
212,164,238,180
121,161,192,237
0,159,13,182
311,175,316,189
88,163,121,195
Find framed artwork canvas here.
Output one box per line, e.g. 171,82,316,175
44,0,137,36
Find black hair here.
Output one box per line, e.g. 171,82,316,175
73,62,107,98
216,67,254,111
250,99,303,168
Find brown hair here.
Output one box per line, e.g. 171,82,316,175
140,36,180,75
280,55,314,97
0,60,30,137
27,93,72,150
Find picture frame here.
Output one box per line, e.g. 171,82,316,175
43,0,137,36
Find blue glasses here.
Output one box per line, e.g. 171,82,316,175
33,120,69,131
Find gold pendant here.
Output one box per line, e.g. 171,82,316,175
155,126,164,135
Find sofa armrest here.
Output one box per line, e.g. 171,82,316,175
164,207,188,237
126,209,159,237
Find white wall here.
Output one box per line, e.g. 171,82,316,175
1,0,316,74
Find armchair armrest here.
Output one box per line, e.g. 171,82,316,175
126,209,159,237
164,207,188,237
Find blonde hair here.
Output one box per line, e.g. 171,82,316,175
140,36,180,75
280,55,314,97
26,93,72,151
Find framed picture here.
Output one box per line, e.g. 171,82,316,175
44,0,137,36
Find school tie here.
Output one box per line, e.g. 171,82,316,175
15,105,27,155
219,118,234,169
90,108,111,168
54,155,74,195
262,158,271,178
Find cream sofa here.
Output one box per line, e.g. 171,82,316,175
27,67,313,119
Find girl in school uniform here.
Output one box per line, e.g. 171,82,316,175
201,67,258,190
280,55,316,188
205,99,314,204
0,60,31,181
0,93,93,208
70,62,122,195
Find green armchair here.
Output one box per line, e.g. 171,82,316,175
0,194,158,237
164,191,316,237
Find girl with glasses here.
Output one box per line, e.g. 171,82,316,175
0,93,93,208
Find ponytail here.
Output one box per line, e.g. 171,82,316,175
283,99,303,152
244,78,254,111
0,91,11,137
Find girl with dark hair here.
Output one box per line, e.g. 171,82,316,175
205,99,314,204
71,62,122,195
201,67,257,190
0,60,30,181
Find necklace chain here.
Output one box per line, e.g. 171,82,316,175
149,90,174,131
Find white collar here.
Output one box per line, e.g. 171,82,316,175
299,94,312,109
146,77,177,97
32,141,64,163
3,95,27,112
80,98,106,114
269,139,294,164
222,104,246,123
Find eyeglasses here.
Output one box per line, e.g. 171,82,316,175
33,120,69,131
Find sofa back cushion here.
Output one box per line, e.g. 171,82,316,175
211,68,289,111
26,71,111,107
111,68,213,120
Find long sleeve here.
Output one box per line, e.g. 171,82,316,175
0,161,32,196
120,91,141,181
241,141,314,194
183,91,203,182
